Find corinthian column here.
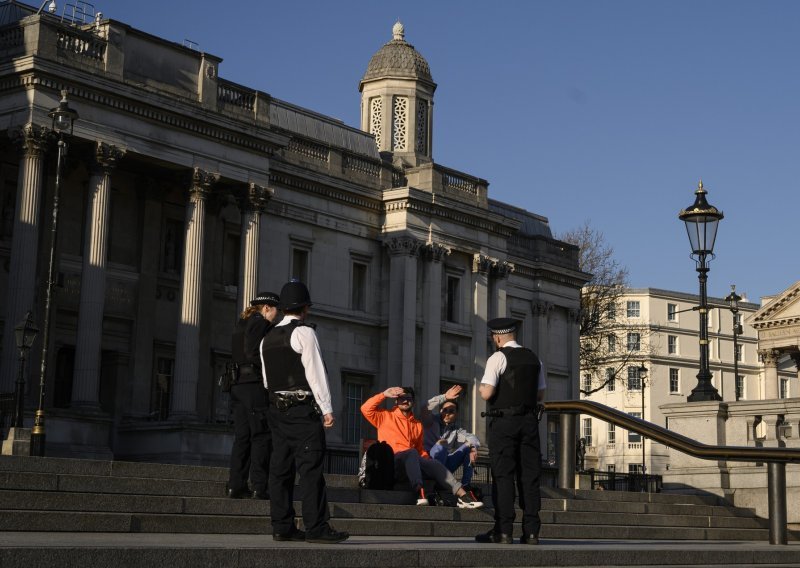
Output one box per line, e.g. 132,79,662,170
471,254,491,441
759,348,781,400
170,168,218,419
71,142,125,408
420,243,449,401
490,260,514,320
237,183,271,312
0,125,51,392
385,236,422,388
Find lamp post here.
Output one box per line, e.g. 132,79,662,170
679,180,724,402
725,284,743,398
638,363,648,479
12,312,39,428
30,90,78,457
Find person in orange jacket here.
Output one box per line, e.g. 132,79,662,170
361,386,483,508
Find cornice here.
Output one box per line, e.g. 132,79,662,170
269,169,383,212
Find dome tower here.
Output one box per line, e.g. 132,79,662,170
360,22,437,166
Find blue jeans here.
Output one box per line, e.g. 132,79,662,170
429,443,473,486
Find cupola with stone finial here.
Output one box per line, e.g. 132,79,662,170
360,21,437,166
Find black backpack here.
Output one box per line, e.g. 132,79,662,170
358,441,395,490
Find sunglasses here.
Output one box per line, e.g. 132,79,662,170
397,397,414,404
441,408,457,415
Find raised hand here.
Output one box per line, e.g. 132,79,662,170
444,384,463,401
383,386,406,399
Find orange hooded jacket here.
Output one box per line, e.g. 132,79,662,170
360,392,429,458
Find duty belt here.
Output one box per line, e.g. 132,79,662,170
482,404,545,421
269,390,320,414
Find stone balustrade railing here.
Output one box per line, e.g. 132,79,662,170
217,79,256,112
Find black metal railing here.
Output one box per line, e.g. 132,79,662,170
586,469,662,493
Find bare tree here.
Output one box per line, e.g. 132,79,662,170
558,221,654,395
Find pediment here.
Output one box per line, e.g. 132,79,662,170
749,281,800,328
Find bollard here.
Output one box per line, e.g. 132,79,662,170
558,412,576,489
767,462,787,545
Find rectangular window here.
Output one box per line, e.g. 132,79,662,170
607,464,616,472
628,412,642,443
780,377,789,399
667,303,677,322
627,332,640,352
351,262,367,311
581,375,592,393
669,368,679,393
626,301,640,318
627,366,642,391
735,375,744,401
607,334,616,353
607,303,617,321
342,372,372,445
161,218,184,274
668,335,678,355
606,368,616,392
735,344,742,362
53,346,76,408
291,248,309,283
446,276,460,323
629,464,643,474
221,231,240,287
607,423,616,445
582,418,593,447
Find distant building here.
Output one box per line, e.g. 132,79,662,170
578,287,785,476
0,5,587,463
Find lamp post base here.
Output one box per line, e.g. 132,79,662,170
29,409,46,457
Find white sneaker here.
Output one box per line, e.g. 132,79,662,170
416,488,429,506
457,492,484,509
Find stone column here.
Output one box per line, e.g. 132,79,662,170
567,308,581,400
237,183,271,312
385,237,422,388
0,125,51,392
170,168,218,419
759,349,780,400
490,260,514,320
71,143,125,409
471,254,491,442
420,243,448,401
531,300,553,361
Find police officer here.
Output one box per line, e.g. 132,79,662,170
227,291,281,499
475,318,546,545
261,280,349,544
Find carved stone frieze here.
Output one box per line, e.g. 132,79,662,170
492,260,515,279
422,242,450,262
472,253,493,274
10,124,52,157
385,236,423,257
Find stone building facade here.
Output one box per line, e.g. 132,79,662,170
0,5,587,463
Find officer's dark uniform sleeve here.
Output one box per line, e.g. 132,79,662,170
244,313,270,364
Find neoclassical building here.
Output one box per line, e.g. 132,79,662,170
0,5,587,463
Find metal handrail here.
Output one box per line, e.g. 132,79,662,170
544,399,796,545
544,399,800,463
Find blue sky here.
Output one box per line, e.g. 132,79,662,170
91,1,797,303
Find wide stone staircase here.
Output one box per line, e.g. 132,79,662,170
0,455,798,567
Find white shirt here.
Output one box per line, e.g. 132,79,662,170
260,315,333,415
480,340,547,390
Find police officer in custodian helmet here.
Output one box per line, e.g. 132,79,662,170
260,280,349,544
227,291,280,499
476,317,547,545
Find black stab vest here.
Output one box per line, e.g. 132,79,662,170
261,320,312,392
487,346,542,412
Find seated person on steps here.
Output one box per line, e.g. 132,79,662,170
360,386,483,509
421,384,481,492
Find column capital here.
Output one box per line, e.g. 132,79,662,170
472,253,493,274
190,167,219,201
92,142,125,174
422,242,450,262
10,124,52,157
759,348,781,367
791,352,800,372
385,236,423,257
492,260,515,279
239,182,273,212
532,300,553,317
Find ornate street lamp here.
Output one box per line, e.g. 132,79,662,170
725,284,743,398
12,312,38,428
679,180,723,402
638,363,648,480
30,90,78,457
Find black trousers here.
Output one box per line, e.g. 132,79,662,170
228,381,271,493
267,403,331,537
488,412,541,536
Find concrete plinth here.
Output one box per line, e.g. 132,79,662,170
2,427,31,455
